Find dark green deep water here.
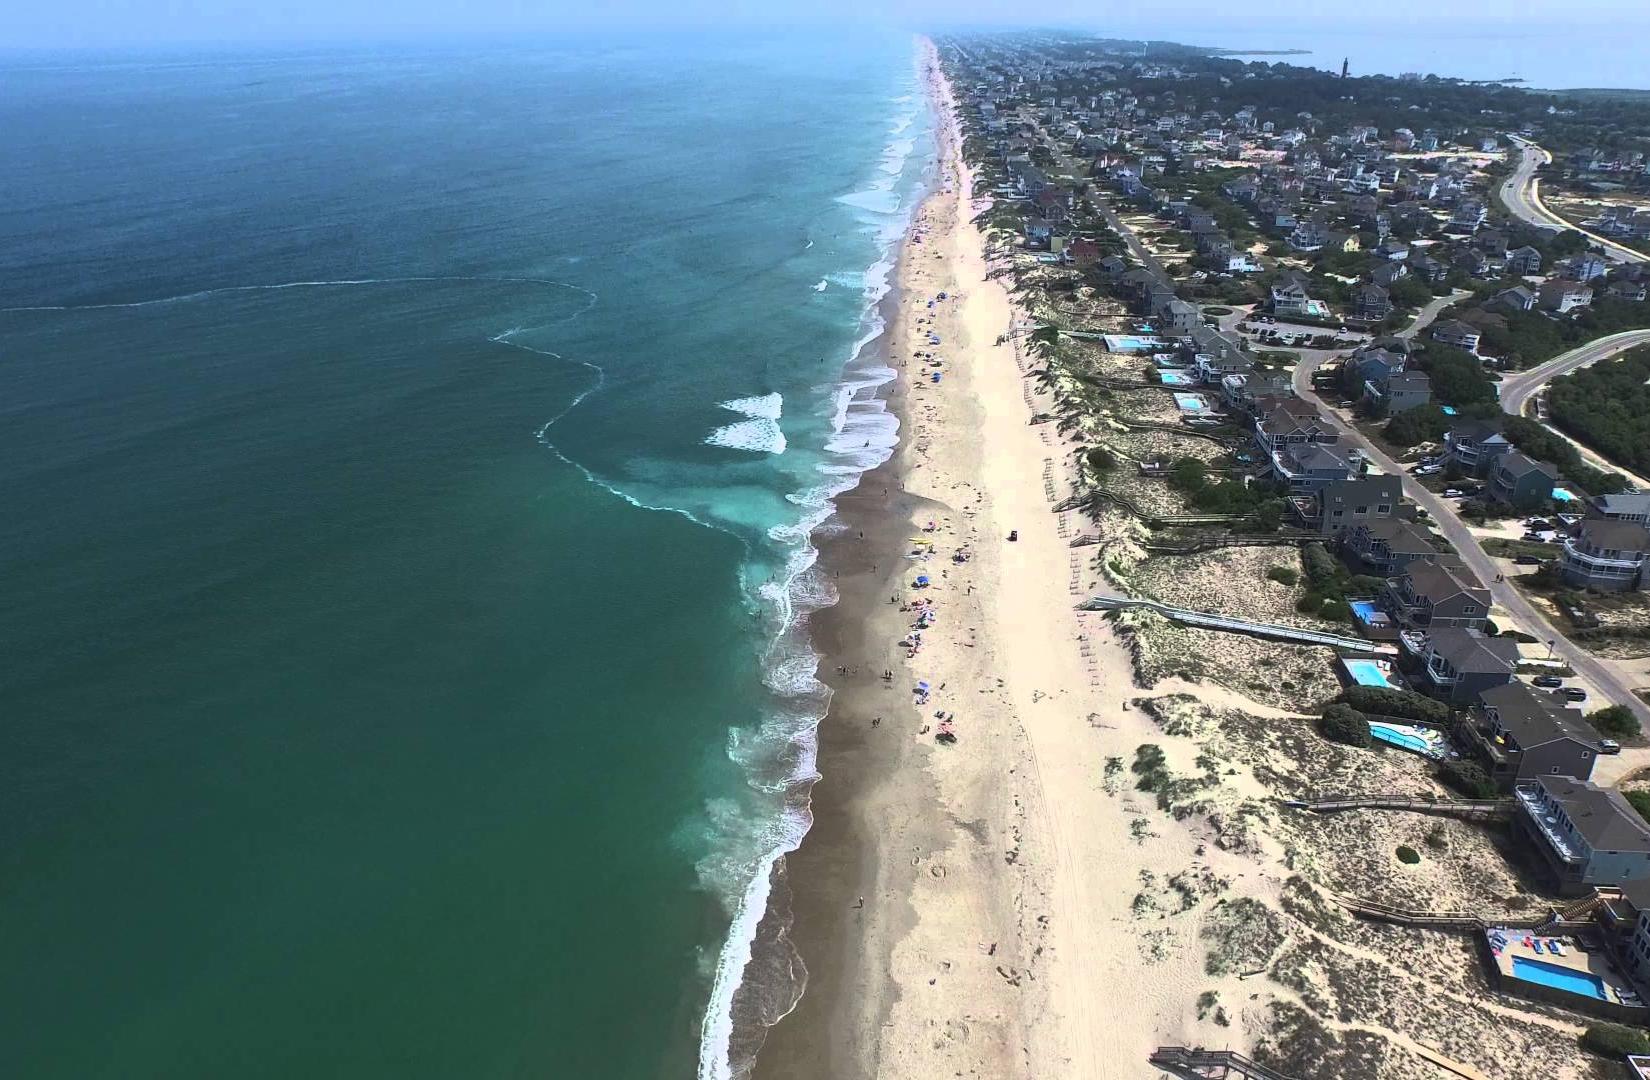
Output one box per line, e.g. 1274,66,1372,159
0,34,928,1078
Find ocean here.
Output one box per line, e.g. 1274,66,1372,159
0,32,930,1079
1087,14,1650,91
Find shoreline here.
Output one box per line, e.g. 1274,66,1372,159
749,38,1283,1080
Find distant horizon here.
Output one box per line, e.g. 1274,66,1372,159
7,17,1650,94
7,7,1650,52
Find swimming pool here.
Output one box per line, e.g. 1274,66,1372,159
1349,600,1381,623
1173,393,1208,412
1159,370,1195,386
1511,957,1610,1000
1343,657,1394,688
1440,405,1458,416
1369,722,1441,757
1103,334,1170,353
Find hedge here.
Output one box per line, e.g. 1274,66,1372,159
1581,1023,1650,1059
1339,685,1451,726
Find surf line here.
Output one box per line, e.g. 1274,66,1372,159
0,275,598,314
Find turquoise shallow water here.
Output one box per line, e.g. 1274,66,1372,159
0,33,928,1078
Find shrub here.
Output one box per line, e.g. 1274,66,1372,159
1319,704,1371,748
1396,845,1421,864
1086,446,1117,474
1296,591,1324,614
1301,543,1340,588
1425,827,1448,851
1339,685,1450,725
1318,598,1350,622
1439,760,1497,800
1588,704,1641,740
1266,565,1299,587
1626,790,1650,825
1133,744,1169,792
1581,1023,1650,1059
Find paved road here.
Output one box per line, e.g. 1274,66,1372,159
1291,290,1466,388
1502,137,1646,264
1290,378,1650,726
1497,329,1650,417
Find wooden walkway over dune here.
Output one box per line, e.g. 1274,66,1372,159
1285,794,1513,822
1080,595,1392,654
1149,1047,1300,1080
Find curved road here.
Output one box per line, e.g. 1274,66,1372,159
1502,137,1647,264
1498,329,1650,416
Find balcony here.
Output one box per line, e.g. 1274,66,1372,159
1516,784,1589,864
1563,540,1645,574
1425,654,1460,686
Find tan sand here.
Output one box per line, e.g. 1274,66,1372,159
754,38,1271,1080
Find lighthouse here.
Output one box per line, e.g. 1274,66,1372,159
1341,57,1350,79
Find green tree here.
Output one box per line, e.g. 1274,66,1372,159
1319,704,1371,747
1588,704,1641,739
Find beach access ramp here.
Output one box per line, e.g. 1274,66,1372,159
1080,595,1394,654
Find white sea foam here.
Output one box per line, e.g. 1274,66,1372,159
705,419,787,454
698,46,931,1080
812,279,828,292
717,393,784,421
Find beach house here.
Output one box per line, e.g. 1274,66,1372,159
1429,319,1482,353
1344,518,1439,576
1539,280,1594,314
1560,519,1650,593
1458,682,1603,791
1443,421,1513,478
1401,627,1519,705
1488,452,1558,511
1515,777,1650,896
1591,492,1650,525
1383,558,1491,631
1292,475,1400,537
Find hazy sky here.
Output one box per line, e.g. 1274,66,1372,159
7,0,1646,49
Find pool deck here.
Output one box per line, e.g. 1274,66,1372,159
1485,926,1647,1018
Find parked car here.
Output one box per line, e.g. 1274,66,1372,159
1552,687,1588,703
1443,488,1463,498
1600,740,1622,755
1521,532,1548,543
1532,675,1563,688
1514,554,1544,566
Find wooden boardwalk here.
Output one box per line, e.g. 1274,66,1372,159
1286,794,1513,822
1149,1047,1300,1080
1080,595,1391,654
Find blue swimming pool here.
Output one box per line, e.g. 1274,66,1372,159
1440,405,1458,416
1369,722,1437,756
1104,334,1170,353
1173,393,1208,412
1511,957,1610,1000
1344,658,1394,688
1553,488,1577,503
1159,370,1194,386
1349,600,1380,623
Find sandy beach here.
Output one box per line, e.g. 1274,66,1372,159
751,38,1261,1080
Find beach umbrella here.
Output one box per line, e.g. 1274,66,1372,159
915,575,930,586
917,681,931,691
